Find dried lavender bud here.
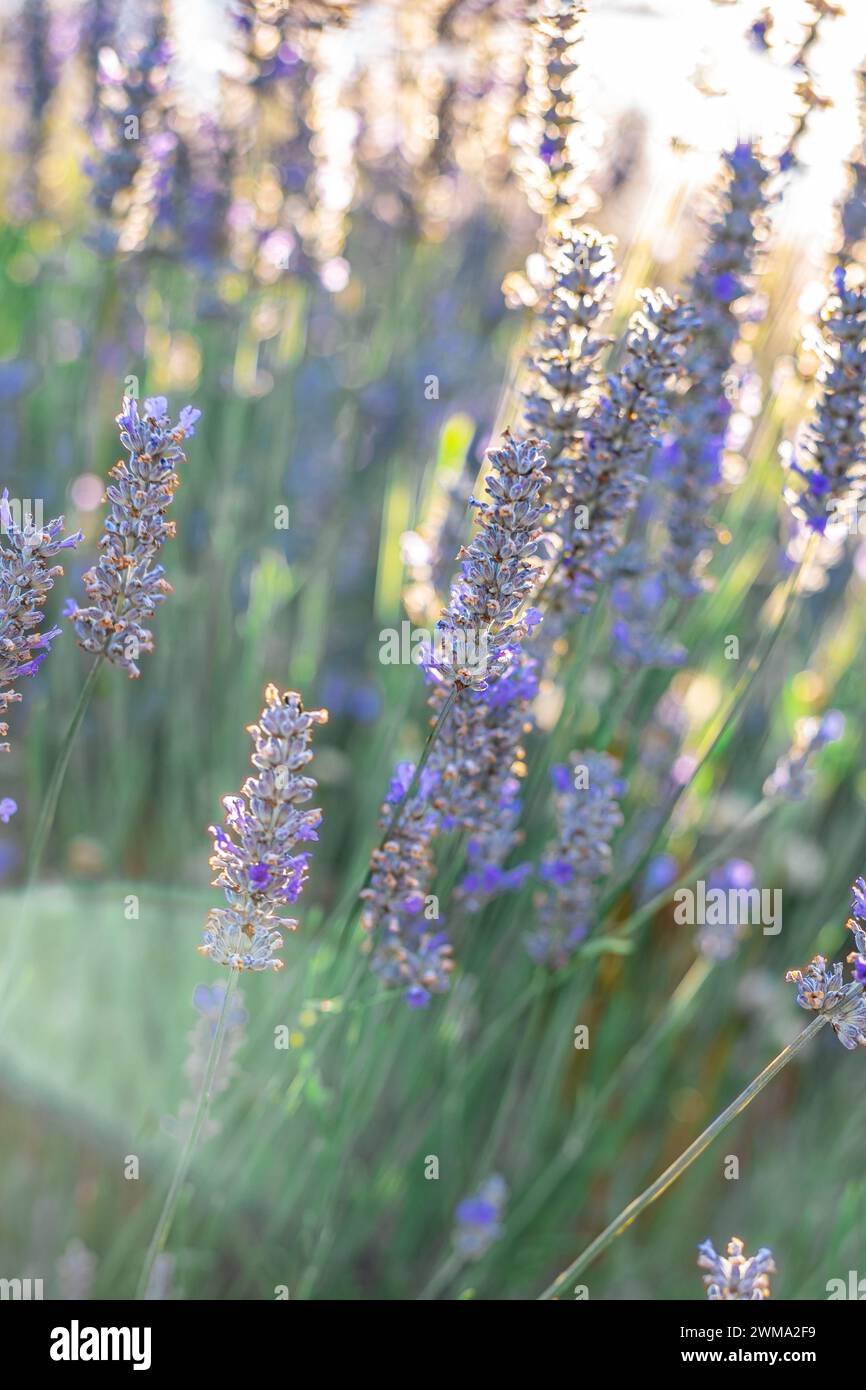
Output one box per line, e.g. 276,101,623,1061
165,982,248,1143
200,685,327,973
453,1174,507,1260
527,750,625,969
0,494,82,753
427,432,547,691
67,396,200,678
786,877,866,1049
783,269,866,536
762,710,843,799
697,1237,775,1300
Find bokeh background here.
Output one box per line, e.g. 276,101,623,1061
1,0,866,1300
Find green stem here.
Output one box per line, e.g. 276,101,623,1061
598,554,806,919
26,655,103,887
418,1249,466,1302
505,958,711,1249
538,1013,828,1299
377,688,457,848
136,968,238,1300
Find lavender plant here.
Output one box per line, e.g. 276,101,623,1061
426,431,547,691
540,876,866,1298
785,877,866,1049
201,685,327,972
519,226,616,456
139,683,327,1298
663,142,773,596
165,983,248,1143
67,397,200,677
85,13,171,254
782,268,866,537
697,1237,775,1300
0,494,81,754
542,288,697,630
362,763,454,1007
528,750,625,969
520,0,591,231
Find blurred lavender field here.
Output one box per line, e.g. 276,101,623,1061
2,0,866,1304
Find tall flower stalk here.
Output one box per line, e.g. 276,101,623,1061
782,268,866,537
540,288,697,636
137,683,327,1297
539,877,866,1299
359,432,548,998
26,397,200,887
0,494,81,756
538,1014,826,1298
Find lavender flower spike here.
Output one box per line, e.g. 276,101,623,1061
665,142,773,595
67,396,201,677
527,750,626,969
547,289,697,627
785,877,866,1050
199,686,327,973
427,432,547,691
783,268,866,537
0,493,82,752
698,1237,775,1300
361,762,454,1007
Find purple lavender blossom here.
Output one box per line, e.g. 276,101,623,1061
698,1237,775,1300
786,876,866,1049
762,710,844,799
67,397,200,677
86,12,170,251
0,798,17,823
520,227,617,450
450,651,539,912
545,289,697,631
427,433,548,691
0,494,82,752
453,1174,507,1260
664,143,773,596
200,685,327,973
839,61,866,264
527,750,626,969
783,269,866,537
362,756,454,1006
